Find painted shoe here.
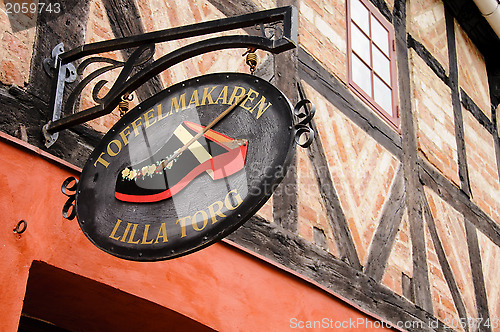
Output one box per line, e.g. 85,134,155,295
115,121,248,203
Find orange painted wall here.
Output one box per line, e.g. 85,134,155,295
0,133,395,331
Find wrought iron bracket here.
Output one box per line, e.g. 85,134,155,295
42,6,298,147
43,43,77,147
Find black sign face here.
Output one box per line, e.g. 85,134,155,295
75,73,295,261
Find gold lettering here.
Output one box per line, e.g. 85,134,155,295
228,86,246,105
201,86,217,105
225,189,243,210
157,103,171,120
107,140,122,157
154,223,168,243
141,224,154,244
120,222,133,242
171,93,186,113
94,152,110,168
119,126,131,146
176,216,190,238
215,86,229,105
188,89,200,108
250,96,272,119
127,223,141,244
241,89,259,111
208,200,226,224
192,210,208,231
131,117,142,136
144,108,157,128
109,219,123,240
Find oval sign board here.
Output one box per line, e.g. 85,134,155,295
75,73,296,261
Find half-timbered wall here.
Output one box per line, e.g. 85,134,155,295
1,0,500,330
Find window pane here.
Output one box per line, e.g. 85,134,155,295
373,46,391,84
374,75,393,115
351,0,369,33
351,23,371,63
352,54,372,95
371,17,390,55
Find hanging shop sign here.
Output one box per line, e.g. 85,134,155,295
70,73,301,261
50,6,315,261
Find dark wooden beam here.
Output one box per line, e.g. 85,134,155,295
298,47,403,160
464,219,492,332
407,31,496,138
207,0,260,16
28,0,91,102
394,0,433,313
402,273,415,302
272,154,298,231
306,119,362,269
422,195,469,331
369,0,393,23
407,34,449,86
445,8,492,329
418,159,500,248
446,7,472,195
227,216,451,332
0,84,103,168
364,165,406,282
0,0,102,166
493,106,500,181
271,0,300,232
460,89,495,135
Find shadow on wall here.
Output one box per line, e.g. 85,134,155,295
19,261,215,332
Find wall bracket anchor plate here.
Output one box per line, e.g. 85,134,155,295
43,43,77,148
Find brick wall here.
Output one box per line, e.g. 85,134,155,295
410,48,460,186
381,211,411,296
455,21,491,119
478,231,500,323
297,147,339,255
464,110,500,224
297,0,499,327
408,0,449,75
302,81,400,265
299,0,347,82
0,0,37,86
136,0,259,88
425,188,478,327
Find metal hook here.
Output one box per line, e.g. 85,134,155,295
13,220,27,234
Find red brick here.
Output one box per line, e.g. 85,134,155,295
304,0,325,16
332,122,348,163
187,0,203,23
2,32,28,59
0,59,24,86
300,204,318,223
298,220,314,242
373,193,386,217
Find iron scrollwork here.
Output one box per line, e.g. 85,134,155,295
293,99,316,148
65,44,155,116
42,6,298,147
61,176,79,220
